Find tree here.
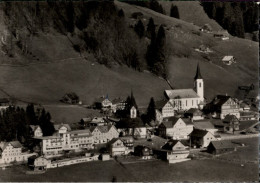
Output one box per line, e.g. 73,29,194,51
146,97,156,123
170,5,180,19
146,17,156,39
26,104,37,125
66,0,75,33
134,20,145,38
118,9,124,17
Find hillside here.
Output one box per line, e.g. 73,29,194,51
0,1,258,110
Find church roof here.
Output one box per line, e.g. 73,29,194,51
165,89,200,99
194,63,203,80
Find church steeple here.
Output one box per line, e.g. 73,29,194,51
194,63,203,80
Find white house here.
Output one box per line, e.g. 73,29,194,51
165,64,204,111
193,120,218,135
222,56,235,65
89,125,119,144
107,138,127,156
0,141,36,164
155,100,174,124
29,125,43,137
158,117,194,140
190,129,217,148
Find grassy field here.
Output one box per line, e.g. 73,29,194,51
0,137,258,182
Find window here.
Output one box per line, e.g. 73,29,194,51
199,83,201,87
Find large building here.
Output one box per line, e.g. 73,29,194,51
164,64,204,111
158,117,194,140
89,125,119,144
0,141,36,164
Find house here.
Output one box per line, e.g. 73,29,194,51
29,125,43,137
134,145,153,159
222,56,235,65
208,95,240,119
222,114,240,132
111,98,126,112
119,136,134,154
155,100,175,124
54,124,71,134
184,108,204,121
207,141,236,155
90,125,119,144
199,24,212,33
158,117,194,140
28,156,51,171
190,129,217,148
193,120,218,135
165,64,204,111
94,97,112,109
107,138,127,156
160,140,190,164
89,117,106,126
239,111,258,121
0,141,36,164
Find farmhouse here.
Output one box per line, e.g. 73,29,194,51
208,95,240,119
222,114,240,132
94,96,112,109
190,129,217,148
158,117,194,140
207,141,236,155
0,141,36,164
155,100,175,124
160,140,190,164
222,56,235,65
165,64,204,111
184,108,204,121
89,125,119,144
193,120,218,135
29,125,43,137
28,156,51,171
107,138,127,157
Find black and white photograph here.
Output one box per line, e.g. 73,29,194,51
0,0,259,182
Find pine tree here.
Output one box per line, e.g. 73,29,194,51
134,20,145,38
170,5,180,19
66,0,75,33
118,9,124,17
146,97,156,123
146,17,156,39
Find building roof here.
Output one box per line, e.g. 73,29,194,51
29,125,41,131
112,98,125,104
210,140,235,150
155,100,169,110
68,129,91,135
191,129,210,137
107,138,123,146
162,140,185,151
134,136,167,150
0,141,23,151
165,89,200,99
162,117,193,128
54,124,71,131
89,125,114,133
222,56,234,61
185,108,203,116
33,136,62,140
211,95,234,107
194,63,203,80
193,121,215,130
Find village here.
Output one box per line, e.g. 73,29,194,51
0,63,258,175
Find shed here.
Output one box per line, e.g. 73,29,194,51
207,141,236,155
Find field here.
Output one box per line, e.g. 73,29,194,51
0,137,258,182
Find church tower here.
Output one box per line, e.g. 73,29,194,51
194,63,204,100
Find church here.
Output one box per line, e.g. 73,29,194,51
164,63,205,111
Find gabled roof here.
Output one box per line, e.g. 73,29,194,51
211,95,234,107
162,140,185,151
90,125,115,134
54,124,71,131
68,129,91,135
0,141,23,151
193,121,215,130
155,100,170,110
185,108,203,116
222,56,234,61
29,125,41,131
191,129,211,137
210,140,235,150
165,89,200,99
161,117,192,128
107,138,123,146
